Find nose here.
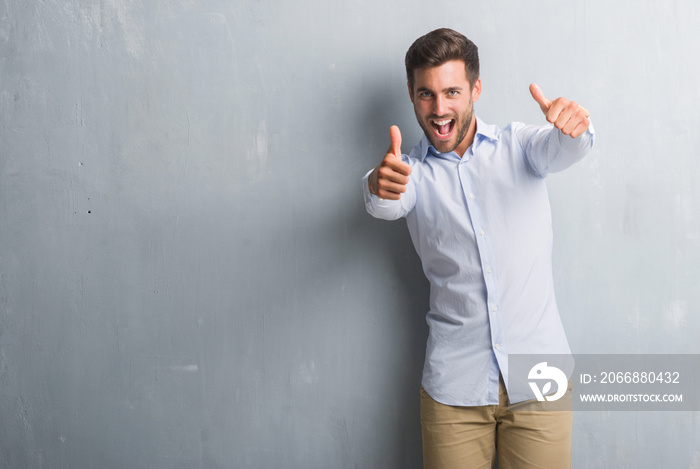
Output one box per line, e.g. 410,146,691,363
433,95,447,116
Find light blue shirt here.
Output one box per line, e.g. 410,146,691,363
362,117,595,406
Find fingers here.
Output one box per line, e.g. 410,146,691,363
384,126,410,176
370,126,411,199
530,84,590,138
548,98,590,137
549,99,575,128
373,164,409,199
375,178,409,199
389,125,402,158
569,121,590,139
375,153,411,199
529,83,551,114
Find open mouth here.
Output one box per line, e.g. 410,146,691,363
430,118,455,138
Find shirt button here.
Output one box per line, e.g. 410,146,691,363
487,268,492,274
469,193,475,199
480,230,485,236
492,306,498,312
494,344,500,349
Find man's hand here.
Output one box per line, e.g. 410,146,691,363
529,83,590,139
368,126,412,200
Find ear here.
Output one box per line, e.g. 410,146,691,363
471,77,482,103
407,81,414,103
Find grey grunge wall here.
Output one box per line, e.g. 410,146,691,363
1,1,699,467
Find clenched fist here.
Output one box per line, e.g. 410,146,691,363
530,83,590,139
369,126,412,200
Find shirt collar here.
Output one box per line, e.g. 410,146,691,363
411,116,500,161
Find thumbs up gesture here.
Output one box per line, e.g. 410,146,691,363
369,126,412,200
529,83,590,139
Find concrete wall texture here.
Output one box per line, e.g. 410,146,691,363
1,1,699,467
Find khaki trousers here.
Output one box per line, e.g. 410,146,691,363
420,376,572,469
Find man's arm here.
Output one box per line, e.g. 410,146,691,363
362,126,416,220
520,83,596,176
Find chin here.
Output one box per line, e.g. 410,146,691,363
431,143,454,154
427,136,457,154
420,126,454,153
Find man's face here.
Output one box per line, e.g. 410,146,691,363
409,60,481,157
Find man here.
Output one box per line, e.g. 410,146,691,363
362,28,595,468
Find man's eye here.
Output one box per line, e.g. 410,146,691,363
448,90,459,96
420,92,432,98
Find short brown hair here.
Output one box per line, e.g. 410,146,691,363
405,28,480,91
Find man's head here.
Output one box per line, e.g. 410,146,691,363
405,28,480,93
405,29,482,156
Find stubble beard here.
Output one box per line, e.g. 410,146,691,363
416,100,474,155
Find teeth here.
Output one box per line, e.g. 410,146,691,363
433,119,452,125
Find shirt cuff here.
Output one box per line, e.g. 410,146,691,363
362,169,381,209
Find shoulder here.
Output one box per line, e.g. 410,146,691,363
495,121,538,136
496,121,556,147
474,117,540,144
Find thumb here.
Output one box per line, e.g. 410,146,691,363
529,83,551,115
389,125,402,158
